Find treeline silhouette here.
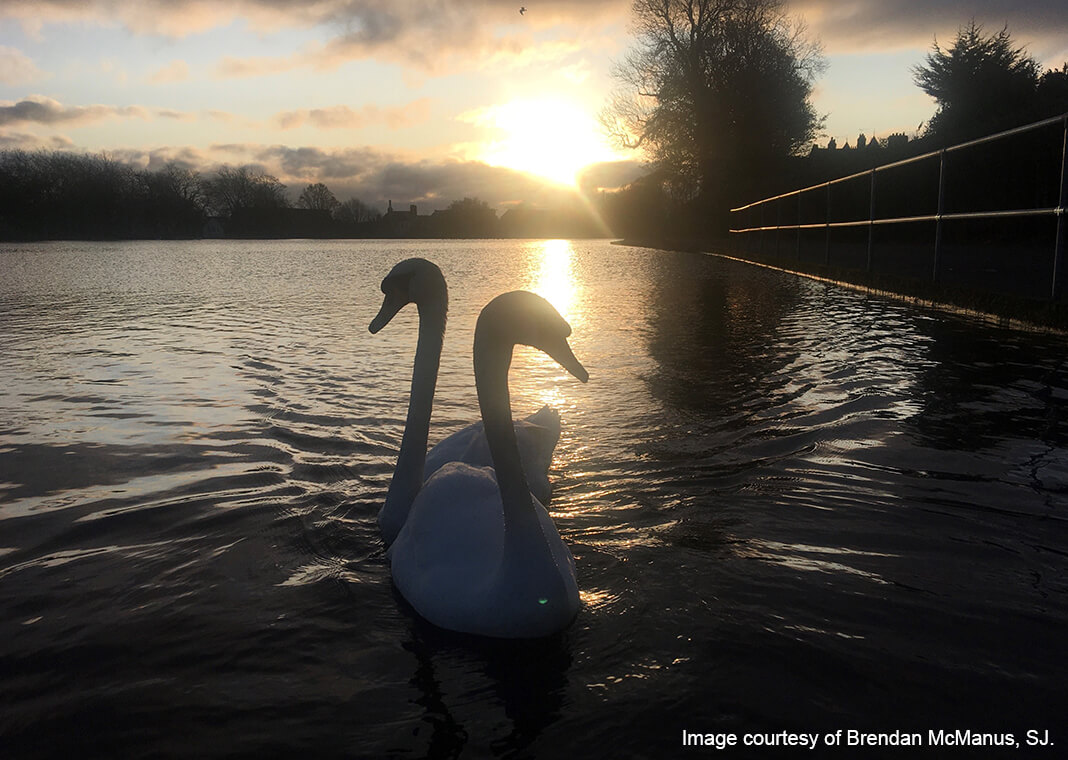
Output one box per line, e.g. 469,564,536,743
0,151,609,241
602,16,1068,244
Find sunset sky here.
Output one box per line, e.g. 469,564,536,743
1,1,1066,211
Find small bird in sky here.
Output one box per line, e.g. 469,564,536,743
519,6,526,15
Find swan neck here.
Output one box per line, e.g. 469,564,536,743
473,332,533,519
389,303,444,506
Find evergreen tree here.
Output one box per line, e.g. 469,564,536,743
912,22,1041,144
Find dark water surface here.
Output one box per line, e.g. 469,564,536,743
2,239,1066,758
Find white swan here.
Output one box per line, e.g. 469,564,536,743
388,291,587,638
369,258,565,545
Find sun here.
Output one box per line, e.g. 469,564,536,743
468,97,624,187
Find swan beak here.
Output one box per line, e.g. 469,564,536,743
369,292,407,334
545,338,589,383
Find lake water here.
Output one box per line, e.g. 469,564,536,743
1,239,1066,758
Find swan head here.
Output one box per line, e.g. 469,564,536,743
477,291,588,383
369,258,448,334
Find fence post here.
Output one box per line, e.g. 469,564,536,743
866,168,876,271
1052,116,1067,300
774,200,781,258
797,191,803,260
825,182,831,265
932,149,947,282
751,206,757,254
759,202,766,256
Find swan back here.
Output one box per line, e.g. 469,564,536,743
423,405,560,504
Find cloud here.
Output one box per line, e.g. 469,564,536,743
157,108,196,121
0,45,45,85
0,131,622,211
252,144,386,179
178,141,589,209
107,145,215,172
0,130,73,150
0,96,204,127
214,54,294,79
204,109,243,123
0,96,150,127
214,33,589,79
274,99,432,130
98,57,129,85
348,155,583,209
1,0,626,39
795,0,1068,59
149,59,190,84
0,1,626,76
0,0,299,38
6,0,1064,67
576,159,645,193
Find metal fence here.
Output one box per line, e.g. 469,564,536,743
729,112,1068,300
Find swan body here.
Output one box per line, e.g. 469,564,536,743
424,404,560,504
370,259,564,545
389,291,587,638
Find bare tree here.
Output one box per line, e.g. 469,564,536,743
298,182,340,212
333,197,381,224
145,162,204,209
202,165,289,217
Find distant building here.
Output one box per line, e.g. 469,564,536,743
381,200,427,237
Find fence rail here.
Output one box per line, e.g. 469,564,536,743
729,112,1068,300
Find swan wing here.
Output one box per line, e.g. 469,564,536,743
424,405,561,504
389,463,505,620
423,420,483,477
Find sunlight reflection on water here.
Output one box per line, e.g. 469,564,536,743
525,238,583,326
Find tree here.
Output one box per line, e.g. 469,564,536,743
434,197,498,237
602,0,824,227
202,165,289,217
138,162,207,237
912,22,1041,144
333,197,381,225
298,182,339,212
1037,63,1068,119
